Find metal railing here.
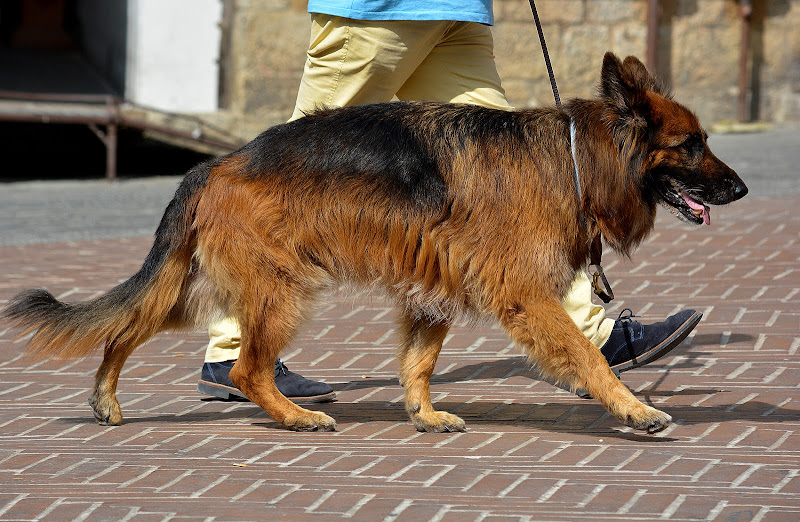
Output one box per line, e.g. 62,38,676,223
0,90,247,179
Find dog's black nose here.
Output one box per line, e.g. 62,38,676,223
733,180,748,200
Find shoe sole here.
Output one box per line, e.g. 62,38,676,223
610,311,703,373
197,381,336,404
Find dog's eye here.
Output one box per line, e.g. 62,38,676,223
681,134,704,156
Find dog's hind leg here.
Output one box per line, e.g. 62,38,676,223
398,314,464,432
228,287,337,432
89,335,146,425
87,287,195,425
500,296,672,434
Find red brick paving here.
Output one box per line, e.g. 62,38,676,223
1,195,798,520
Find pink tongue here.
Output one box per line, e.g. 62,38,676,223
682,191,710,225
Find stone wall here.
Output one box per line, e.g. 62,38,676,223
221,0,799,138
221,0,310,135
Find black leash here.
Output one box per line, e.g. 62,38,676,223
526,0,614,303
527,0,561,107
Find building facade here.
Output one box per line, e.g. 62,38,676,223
1,0,798,145
218,0,799,138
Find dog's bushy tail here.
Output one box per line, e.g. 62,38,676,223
2,161,212,361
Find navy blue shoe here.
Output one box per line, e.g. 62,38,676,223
569,309,702,399
197,359,336,404
601,309,702,373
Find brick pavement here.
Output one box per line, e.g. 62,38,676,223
1,194,798,520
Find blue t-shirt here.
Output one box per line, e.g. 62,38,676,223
307,0,494,25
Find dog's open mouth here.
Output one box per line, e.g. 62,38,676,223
660,178,710,225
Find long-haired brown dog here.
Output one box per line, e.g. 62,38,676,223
4,54,747,434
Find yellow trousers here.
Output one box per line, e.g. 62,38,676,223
205,15,613,362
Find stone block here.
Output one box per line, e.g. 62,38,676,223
612,22,648,59
496,0,584,24
500,78,544,108
587,0,646,23
684,0,734,25
562,25,612,90
230,11,308,119
494,22,561,80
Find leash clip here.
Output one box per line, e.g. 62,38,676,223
589,264,614,303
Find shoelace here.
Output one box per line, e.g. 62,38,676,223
616,308,643,357
274,359,288,377
617,308,640,324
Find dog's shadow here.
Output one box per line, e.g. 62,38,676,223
63,332,797,441
99,401,670,442
117,358,798,443
102,393,800,444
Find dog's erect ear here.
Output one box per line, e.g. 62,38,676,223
599,53,660,176
599,52,669,131
621,55,658,92
600,53,652,110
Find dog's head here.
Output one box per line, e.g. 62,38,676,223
600,52,748,225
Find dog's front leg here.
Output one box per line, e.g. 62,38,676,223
499,296,672,434
230,357,336,431
229,323,337,432
398,314,464,432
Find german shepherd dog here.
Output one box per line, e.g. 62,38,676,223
3,54,747,434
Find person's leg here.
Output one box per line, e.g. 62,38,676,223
291,15,454,119
198,317,335,403
204,317,241,362
395,21,509,109
561,271,614,348
200,15,452,402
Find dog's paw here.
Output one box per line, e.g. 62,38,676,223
624,405,672,434
88,393,123,426
284,410,337,432
412,410,467,433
